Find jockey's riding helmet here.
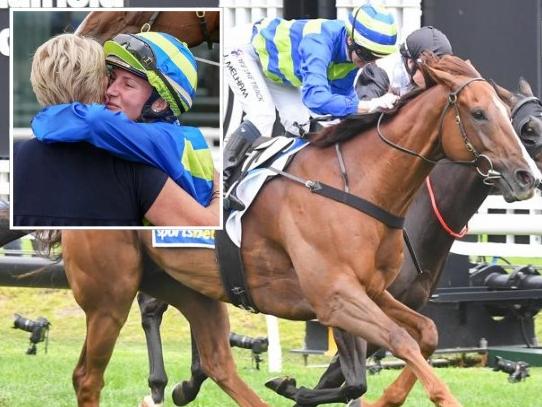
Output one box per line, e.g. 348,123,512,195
400,26,452,61
345,3,397,61
104,31,197,121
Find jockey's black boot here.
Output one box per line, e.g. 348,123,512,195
223,120,261,189
223,193,246,212
223,121,261,211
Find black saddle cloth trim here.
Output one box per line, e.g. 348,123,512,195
310,182,404,229
215,229,259,313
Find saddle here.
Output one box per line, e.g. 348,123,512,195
226,136,297,197
218,136,308,312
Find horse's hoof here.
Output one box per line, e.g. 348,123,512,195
347,398,362,407
172,382,195,406
265,376,297,396
139,395,163,407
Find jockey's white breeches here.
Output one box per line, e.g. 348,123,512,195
224,24,313,137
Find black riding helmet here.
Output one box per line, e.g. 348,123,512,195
400,26,452,60
399,26,452,86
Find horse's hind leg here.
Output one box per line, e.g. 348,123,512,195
185,299,268,407
63,231,142,407
138,292,169,407
364,291,442,407
171,330,209,406
138,290,209,407
139,270,267,407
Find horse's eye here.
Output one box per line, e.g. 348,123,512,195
523,127,534,135
471,109,486,121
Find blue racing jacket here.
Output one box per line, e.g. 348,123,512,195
251,18,359,117
31,103,214,206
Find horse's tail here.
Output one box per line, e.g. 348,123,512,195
34,230,63,260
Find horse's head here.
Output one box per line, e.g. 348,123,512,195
420,52,541,202
494,78,542,167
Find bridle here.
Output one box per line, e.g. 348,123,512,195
428,92,542,239
376,77,502,185
142,11,214,50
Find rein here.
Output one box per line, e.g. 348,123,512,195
425,177,468,238
143,11,213,49
196,11,214,50
376,77,502,185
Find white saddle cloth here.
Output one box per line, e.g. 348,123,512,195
225,138,309,247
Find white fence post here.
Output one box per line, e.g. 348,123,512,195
265,314,282,372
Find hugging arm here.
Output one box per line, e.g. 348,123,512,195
32,103,189,181
145,170,220,227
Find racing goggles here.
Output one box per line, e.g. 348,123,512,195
352,44,379,63
113,33,157,70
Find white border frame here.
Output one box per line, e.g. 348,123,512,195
10,7,223,230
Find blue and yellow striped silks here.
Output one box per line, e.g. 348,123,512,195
179,126,214,205
251,18,358,88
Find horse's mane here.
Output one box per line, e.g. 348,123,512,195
309,53,482,148
309,88,424,148
422,52,481,79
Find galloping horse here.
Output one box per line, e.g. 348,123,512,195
60,54,540,407
135,78,542,407
75,10,220,47
265,78,542,406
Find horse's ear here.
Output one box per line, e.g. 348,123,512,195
420,51,457,90
518,77,534,97
491,80,518,110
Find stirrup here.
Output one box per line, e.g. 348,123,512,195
224,193,246,212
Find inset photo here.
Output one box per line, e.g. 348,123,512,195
11,9,221,228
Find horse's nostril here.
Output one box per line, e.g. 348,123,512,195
515,169,535,188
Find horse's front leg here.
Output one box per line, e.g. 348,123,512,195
290,255,460,407
363,290,440,407
265,327,367,406
295,328,368,406
137,292,169,407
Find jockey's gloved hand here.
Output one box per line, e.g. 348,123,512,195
358,93,399,114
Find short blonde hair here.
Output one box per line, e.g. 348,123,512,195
30,33,107,106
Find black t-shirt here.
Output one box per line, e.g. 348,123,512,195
13,139,167,226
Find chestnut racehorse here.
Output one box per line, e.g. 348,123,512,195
265,78,542,406
75,10,219,47
134,78,542,407
58,53,542,407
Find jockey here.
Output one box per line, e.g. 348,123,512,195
357,26,453,105
223,2,398,188
32,31,215,207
